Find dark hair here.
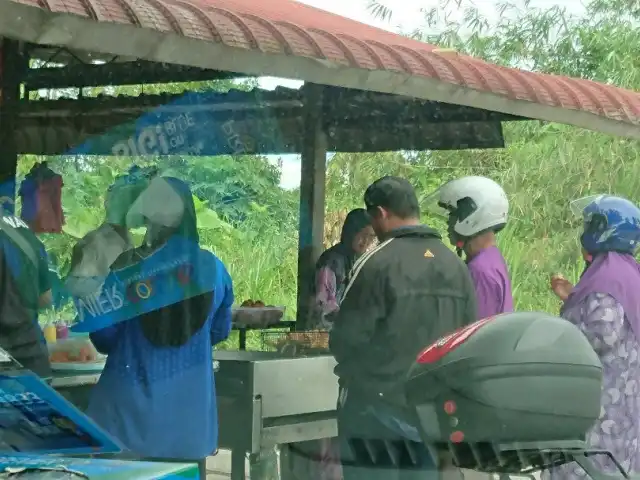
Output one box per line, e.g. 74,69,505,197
340,208,371,245
364,176,420,219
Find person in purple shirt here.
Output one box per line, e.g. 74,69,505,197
427,176,513,319
546,194,640,480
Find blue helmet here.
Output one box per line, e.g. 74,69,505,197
571,195,640,254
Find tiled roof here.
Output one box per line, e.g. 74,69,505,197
1,0,639,136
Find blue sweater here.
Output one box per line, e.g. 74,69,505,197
84,242,233,460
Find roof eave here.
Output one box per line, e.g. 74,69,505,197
1,0,638,139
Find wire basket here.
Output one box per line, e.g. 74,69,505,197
261,331,330,357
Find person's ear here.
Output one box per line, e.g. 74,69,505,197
368,207,388,220
366,207,380,220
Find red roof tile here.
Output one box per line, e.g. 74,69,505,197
3,0,640,132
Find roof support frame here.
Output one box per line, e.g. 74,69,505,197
9,85,520,155
0,0,636,138
297,84,327,329
17,93,523,124
0,38,28,213
24,57,241,90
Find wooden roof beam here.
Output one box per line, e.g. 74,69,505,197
24,59,242,90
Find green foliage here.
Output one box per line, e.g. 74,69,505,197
362,0,640,315
410,0,640,90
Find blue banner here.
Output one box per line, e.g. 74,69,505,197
67,90,285,157
0,371,122,455
70,237,217,333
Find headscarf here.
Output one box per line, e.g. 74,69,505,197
314,208,371,301
561,252,640,341
109,177,214,347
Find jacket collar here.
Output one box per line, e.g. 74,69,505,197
379,224,441,242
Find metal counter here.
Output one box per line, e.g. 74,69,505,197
214,350,339,480
50,371,100,411
50,351,339,480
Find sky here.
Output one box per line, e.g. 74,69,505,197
261,0,585,189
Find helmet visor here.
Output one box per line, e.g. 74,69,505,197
422,187,453,218
569,195,605,218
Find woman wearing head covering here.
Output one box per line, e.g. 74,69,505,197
547,194,640,479
76,177,234,478
300,209,373,480
427,176,513,319
311,208,374,329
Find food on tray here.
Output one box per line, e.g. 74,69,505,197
240,299,268,308
48,338,102,364
50,347,98,363
233,301,285,327
269,331,329,351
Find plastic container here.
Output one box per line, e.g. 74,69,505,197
42,325,57,344
47,337,106,372
55,323,69,340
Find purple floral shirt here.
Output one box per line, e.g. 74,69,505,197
545,293,640,479
311,267,340,330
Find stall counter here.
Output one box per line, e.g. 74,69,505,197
50,372,100,412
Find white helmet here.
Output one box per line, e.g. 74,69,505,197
426,176,509,238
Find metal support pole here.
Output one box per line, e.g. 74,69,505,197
295,84,327,330
0,39,27,214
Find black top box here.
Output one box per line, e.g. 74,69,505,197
405,312,602,445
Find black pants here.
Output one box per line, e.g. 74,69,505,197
337,390,438,480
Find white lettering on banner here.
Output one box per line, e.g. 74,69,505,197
170,135,186,149
222,120,247,155
221,120,234,137
124,256,188,284
77,284,124,322
2,216,28,229
74,256,196,322
0,389,42,405
112,112,195,157
111,125,169,156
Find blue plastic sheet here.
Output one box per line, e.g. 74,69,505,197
0,367,122,455
67,90,284,157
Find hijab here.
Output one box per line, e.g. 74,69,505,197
314,208,371,300
561,251,640,341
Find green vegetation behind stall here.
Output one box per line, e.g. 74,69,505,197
31,0,640,351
